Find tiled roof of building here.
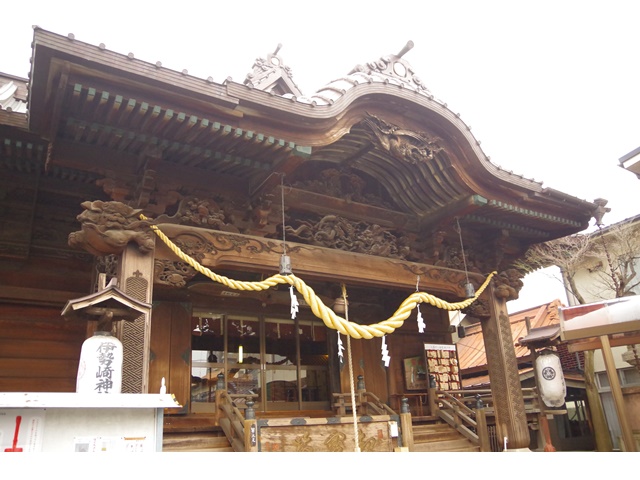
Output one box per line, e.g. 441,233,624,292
458,298,587,388
457,299,564,373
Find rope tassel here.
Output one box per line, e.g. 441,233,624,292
381,335,390,367
416,306,426,333
337,333,345,363
289,286,299,319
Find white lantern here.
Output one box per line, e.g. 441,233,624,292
535,349,566,408
76,331,123,394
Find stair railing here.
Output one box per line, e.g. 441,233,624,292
433,389,492,451
436,390,482,446
214,373,259,452
434,387,541,452
332,375,397,417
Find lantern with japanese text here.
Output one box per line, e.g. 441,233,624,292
61,275,151,394
535,349,566,408
76,330,123,393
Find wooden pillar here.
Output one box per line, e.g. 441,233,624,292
481,282,530,450
600,334,637,452
116,242,155,393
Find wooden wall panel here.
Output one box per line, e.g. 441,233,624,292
149,302,172,394
338,337,388,402
149,301,191,413
0,302,85,392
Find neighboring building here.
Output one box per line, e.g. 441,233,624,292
562,214,640,450
0,28,602,451
619,146,640,179
457,299,595,451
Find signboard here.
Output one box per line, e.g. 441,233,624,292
0,409,45,452
424,343,460,391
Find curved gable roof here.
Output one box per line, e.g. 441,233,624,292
21,28,597,261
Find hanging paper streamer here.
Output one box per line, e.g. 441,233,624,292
416,305,426,333
381,335,390,367
290,285,299,319
415,276,426,333
337,333,344,363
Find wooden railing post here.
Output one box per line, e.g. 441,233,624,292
475,407,491,452
452,403,460,428
398,397,414,452
428,375,438,416
214,373,225,425
244,400,258,452
357,375,366,415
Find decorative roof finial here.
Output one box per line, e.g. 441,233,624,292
397,41,414,59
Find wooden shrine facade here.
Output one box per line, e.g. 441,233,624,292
0,29,601,450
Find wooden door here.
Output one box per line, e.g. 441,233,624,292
149,301,191,413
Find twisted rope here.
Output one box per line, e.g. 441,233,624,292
143,215,497,339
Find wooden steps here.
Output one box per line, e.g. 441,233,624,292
162,412,480,453
162,414,232,452
412,421,480,452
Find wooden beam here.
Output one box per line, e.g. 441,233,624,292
0,286,85,306
273,185,419,231
566,333,640,353
51,139,249,199
154,224,480,297
418,194,487,230
249,147,311,199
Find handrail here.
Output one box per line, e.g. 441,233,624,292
433,387,542,452
437,390,481,446
332,391,397,416
362,391,397,415
216,390,248,452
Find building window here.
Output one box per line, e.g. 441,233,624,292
190,312,330,413
559,397,591,438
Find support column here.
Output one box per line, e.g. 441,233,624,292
600,334,637,452
481,282,530,450
117,241,155,393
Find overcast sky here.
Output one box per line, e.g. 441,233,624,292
2,1,638,312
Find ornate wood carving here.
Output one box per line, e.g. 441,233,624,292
492,269,525,302
155,223,477,297
481,283,530,449
154,259,197,287
363,113,443,165
68,200,155,256
174,197,241,232
282,214,410,259
116,243,155,394
97,173,182,217
350,41,430,94
121,271,148,394
291,169,395,210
